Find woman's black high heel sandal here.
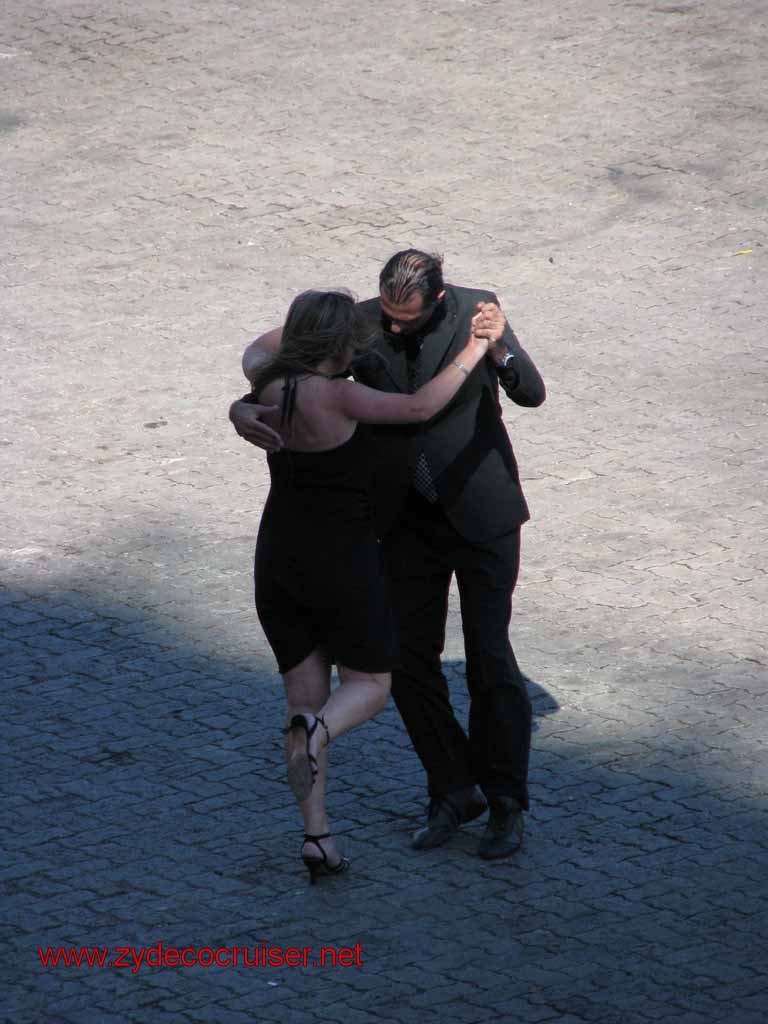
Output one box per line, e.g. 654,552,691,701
284,713,330,802
302,833,350,885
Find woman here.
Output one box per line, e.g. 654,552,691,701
243,289,488,882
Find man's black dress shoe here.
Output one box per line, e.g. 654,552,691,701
411,786,488,850
477,797,524,859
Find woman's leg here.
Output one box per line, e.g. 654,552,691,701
322,664,391,740
282,649,337,861
284,655,391,863
294,664,390,758
297,664,391,779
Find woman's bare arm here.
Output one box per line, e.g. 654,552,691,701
335,323,488,425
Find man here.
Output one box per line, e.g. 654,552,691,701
230,250,545,858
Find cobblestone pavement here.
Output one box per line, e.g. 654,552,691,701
2,1,767,1021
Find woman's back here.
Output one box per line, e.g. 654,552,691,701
258,374,355,453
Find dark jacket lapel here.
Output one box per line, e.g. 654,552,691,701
417,287,462,382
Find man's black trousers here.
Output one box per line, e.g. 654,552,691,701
384,489,532,809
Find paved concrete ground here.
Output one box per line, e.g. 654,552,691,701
2,0,766,1021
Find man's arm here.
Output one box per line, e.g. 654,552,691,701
242,326,283,383
229,395,283,452
474,300,546,408
230,326,285,452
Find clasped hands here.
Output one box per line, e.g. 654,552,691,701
473,302,509,362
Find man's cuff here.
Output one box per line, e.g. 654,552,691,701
495,361,521,388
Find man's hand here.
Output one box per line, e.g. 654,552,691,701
474,301,509,362
469,312,490,357
229,399,283,452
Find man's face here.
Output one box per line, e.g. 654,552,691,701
380,290,444,335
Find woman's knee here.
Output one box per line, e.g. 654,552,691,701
337,667,391,711
371,673,392,712
281,648,331,712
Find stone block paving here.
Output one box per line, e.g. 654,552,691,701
2,0,766,1021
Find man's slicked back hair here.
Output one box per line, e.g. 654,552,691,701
379,249,444,306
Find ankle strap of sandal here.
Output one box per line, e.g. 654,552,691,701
316,713,331,748
282,713,331,747
303,832,332,863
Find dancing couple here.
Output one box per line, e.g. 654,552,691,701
230,250,545,881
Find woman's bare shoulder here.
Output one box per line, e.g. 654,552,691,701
257,378,286,405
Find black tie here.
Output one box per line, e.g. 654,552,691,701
406,346,438,503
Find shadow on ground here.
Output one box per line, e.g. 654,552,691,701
2,581,766,1024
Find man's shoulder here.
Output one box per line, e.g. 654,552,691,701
447,283,497,307
357,296,380,317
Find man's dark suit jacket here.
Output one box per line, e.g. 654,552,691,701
353,285,546,544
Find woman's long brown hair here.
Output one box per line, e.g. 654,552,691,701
249,290,374,410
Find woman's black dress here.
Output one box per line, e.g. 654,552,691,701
254,423,399,674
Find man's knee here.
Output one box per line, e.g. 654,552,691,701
466,647,527,693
